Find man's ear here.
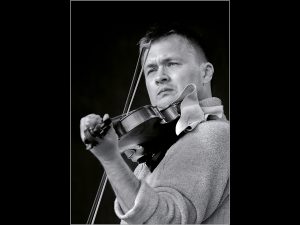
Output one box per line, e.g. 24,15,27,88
201,62,214,83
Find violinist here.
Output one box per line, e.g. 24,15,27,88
80,23,229,224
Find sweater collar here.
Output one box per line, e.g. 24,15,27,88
173,84,225,135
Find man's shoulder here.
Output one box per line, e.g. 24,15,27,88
165,119,229,169
170,119,229,152
193,119,229,139
175,119,230,155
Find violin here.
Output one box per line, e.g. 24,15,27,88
83,101,181,153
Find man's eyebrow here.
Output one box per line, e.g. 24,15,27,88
161,58,173,63
145,57,181,68
145,63,157,69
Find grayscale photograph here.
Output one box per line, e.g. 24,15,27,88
71,1,229,224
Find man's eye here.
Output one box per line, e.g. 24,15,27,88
147,68,156,76
167,62,178,67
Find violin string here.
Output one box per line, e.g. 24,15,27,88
86,172,108,224
122,47,143,116
126,41,152,115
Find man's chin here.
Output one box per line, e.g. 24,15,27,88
156,97,176,110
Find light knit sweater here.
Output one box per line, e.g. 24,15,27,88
114,93,230,224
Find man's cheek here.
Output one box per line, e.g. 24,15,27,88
150,93,156,104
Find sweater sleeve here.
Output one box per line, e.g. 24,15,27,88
114,120,230,224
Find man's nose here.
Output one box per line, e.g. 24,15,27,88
155,67,170,84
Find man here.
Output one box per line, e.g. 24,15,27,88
80,24,229,224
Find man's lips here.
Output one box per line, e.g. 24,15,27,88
157,88,173,96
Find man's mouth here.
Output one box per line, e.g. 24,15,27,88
157,87,173,96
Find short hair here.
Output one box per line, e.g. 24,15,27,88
138,22,209,63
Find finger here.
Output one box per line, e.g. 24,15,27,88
85,114,102,128
85,143,93,151
124,149,136,158
123,145,144,162
103,113,110,122
80,117,88,141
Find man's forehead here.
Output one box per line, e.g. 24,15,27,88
143,35,195,63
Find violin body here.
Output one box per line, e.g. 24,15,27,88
84,102,181,153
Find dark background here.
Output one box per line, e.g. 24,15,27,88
71,1,229,224
2,1,295,225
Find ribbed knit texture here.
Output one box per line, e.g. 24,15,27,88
114,97,230,224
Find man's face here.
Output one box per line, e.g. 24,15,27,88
143,34,203,109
